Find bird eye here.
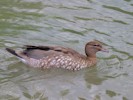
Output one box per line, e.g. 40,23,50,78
93,44,99,46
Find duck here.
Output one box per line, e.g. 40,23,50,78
6,40,108,71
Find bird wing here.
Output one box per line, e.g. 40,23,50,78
23,45,83,59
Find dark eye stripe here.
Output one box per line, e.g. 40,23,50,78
94,44,99,46
93,44,102,47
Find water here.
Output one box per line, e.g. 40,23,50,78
0,0,133,100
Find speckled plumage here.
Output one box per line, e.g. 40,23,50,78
27,55,89,70
6,41,108,71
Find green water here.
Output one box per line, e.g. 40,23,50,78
0,0,133,100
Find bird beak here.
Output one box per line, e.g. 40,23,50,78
101,48,109,53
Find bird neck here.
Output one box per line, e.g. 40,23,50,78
86,55,97,61
86,53,96,58
86,56,97,66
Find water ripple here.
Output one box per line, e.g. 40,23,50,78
0,0,133,99
103,5,133,16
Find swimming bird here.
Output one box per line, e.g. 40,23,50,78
6,41,108,71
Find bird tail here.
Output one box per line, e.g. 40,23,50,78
6,48,22,58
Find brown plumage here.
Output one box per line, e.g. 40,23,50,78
6,41,108,71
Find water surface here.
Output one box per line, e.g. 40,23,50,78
0,0,133,100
